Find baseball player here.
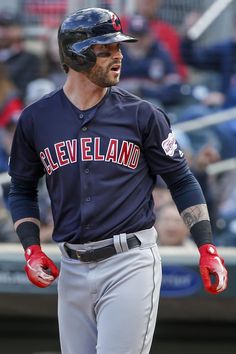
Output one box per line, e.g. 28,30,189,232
8,8,227,354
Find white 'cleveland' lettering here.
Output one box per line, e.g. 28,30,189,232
40,137,141,174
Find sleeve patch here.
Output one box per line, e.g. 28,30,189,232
161,132,177,157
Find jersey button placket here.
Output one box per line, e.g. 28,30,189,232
79,122,90,233
79,117,95,232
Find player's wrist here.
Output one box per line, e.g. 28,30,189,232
190,220,213,247
16,221,40,250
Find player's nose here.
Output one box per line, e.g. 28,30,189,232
112,46,123,60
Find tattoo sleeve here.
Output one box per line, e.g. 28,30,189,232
180,204,210,230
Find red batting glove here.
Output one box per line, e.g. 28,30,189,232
199,244,227,294
25,245,60,288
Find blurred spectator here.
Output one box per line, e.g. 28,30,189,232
0,185,17,242
122,0,188,80
24,0,67,27
213,170,236,246
179,11,236,159
41,28,66,88
25,78,56,106
152,183,172,210
0,11,41,99
120,15,182,107
0,62,21,231
174,129,220,232
0,61,22,175
0,118,18,173
0,109,19,209
180,11,236,107
0,62,23,129
154,200,196,247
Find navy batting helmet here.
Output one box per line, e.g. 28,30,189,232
58,7,137,73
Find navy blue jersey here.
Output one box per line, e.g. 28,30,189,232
9,87,187,243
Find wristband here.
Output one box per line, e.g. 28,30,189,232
16,222,40,250
190,220,213,247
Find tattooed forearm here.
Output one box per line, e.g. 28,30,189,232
180,204,209,230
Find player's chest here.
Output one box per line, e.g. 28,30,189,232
35,124,142,176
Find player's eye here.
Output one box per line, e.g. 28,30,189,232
96,51,111,57
94,44,121,57
95,45,111,57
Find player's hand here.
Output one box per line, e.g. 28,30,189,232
24,245,60,288
199,244,227,294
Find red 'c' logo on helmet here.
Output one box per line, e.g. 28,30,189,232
111,14,121,31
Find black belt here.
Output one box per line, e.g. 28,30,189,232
64,236,141,262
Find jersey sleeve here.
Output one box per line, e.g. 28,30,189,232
9,110,44,181
142,107,187,175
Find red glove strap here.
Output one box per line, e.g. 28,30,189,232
25,245,42,261
199,244,218,257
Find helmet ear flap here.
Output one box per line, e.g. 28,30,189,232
78,47,97,68
67,47,97,72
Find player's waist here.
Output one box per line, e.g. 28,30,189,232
59,227,157,263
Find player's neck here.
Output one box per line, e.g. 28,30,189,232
63,72,107,111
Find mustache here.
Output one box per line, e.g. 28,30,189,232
108,60,122,69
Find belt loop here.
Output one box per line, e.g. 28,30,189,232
120,233,129,252
113,235,122,254
59,242,69,258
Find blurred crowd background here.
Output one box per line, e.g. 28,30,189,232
0,0,236,247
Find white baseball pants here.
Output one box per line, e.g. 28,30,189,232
58,227,162,354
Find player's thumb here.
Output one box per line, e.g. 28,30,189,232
45,258,60,279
